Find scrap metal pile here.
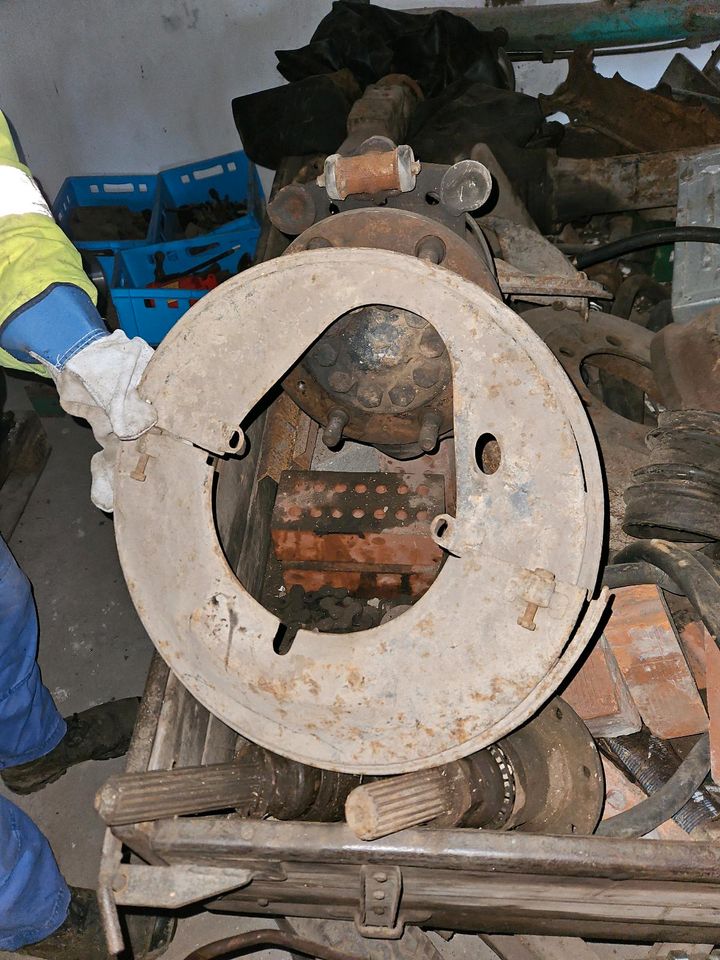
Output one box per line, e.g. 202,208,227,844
98,4,720,956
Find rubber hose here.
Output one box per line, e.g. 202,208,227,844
613,539,720,640
596,733,710,838
602,561,683,595
600,728,720,833
576,226,720,269
598,539,719,838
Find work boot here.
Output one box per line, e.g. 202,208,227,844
1,697,139,795
16,886,175,960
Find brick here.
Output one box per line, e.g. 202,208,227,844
604,584,707,739
564,636,641,737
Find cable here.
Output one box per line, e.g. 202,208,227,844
613,539,720,640
596,733,710,838
575,226,720,270
599,728,720,833
183,928,366,960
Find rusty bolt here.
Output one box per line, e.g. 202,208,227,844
419,327,445,358
130,453,150,483
306,236,332,250
323,408,348,448
415,235,446,265
266,183,316,235
357,384,383,408
518,601,539,632
328,371,355,393
388,384,416,408
404,311,427,329
314,342,338,367
413,362,441,388
419,411,442,453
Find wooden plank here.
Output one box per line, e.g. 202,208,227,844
147,671,210,770
201,714,239,766
681,620,709,690
564,636,641,737
483,935,602,960
604,584,708,738
705,629,720,785
648,946,714,959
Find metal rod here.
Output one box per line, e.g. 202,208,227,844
149,817,720,884
412,2,720,54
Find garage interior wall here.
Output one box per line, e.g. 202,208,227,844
0,0,714,201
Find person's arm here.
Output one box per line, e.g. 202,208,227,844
0,113,156,510
0,112,104,376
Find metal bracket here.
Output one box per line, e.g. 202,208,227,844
355,864,405,939
112,864,253,908
513,567,557,631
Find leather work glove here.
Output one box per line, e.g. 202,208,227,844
38,330,157,512
0,111,156,512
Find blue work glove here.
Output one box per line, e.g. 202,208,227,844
1,285,156,511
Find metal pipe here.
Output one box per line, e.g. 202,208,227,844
183,928,365,960
148,817,720,884
417,2,720,55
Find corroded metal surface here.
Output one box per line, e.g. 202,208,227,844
437,1,720,55
320,145,420,201
652,310,720,412
272,469,444,599
524,306,656,556
282,207,498,452
341,75,422,156
115,248,605,774
494,260,610,300
345,696,604,840
542,51,720,152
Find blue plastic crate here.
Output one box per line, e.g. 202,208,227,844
53,174,157,248
110,226,259,346
53,174,158,287
151,151,263,242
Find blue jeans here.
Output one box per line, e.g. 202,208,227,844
0,536,70,949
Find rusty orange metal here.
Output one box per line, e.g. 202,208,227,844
271,470,444,598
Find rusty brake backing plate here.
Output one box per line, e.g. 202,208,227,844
114,248,606,774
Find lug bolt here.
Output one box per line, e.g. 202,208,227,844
419,411,442,453
323,409,348,448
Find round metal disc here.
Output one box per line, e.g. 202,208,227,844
114,248,606,774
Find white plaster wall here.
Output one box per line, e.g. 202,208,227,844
0,0,715,200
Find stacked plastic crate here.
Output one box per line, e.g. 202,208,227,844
53,152,263,346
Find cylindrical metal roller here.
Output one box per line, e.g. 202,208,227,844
345,698,605,840
96,760,265,826
97,745,363,826
346,766,463,840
